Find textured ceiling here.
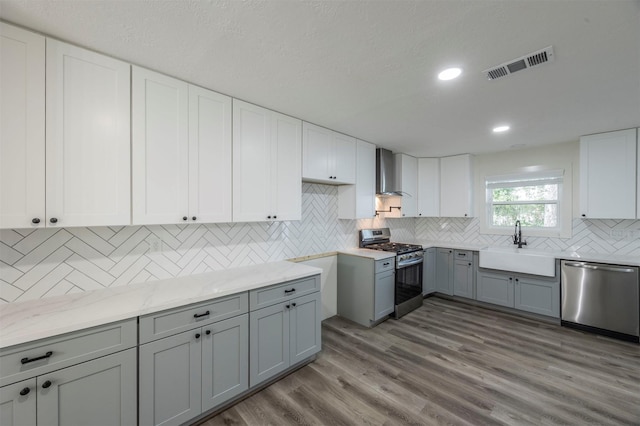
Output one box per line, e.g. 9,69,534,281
1,0,639,157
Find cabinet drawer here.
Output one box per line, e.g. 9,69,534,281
139,293,248,344
250,275,320,311
0,319,136,387
454,250,472,260
375,258,395,273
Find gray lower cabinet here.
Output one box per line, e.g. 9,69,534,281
436,248,453,295
0,320,137,426
37,348,137,426
453,250,475,299
337,255,395,327
249,276,321,388
0,379,37,426
139,314,249,426
514,275,559,317
0,349,137,426
423,248,436,295
477,267,560,317
477,270,515,307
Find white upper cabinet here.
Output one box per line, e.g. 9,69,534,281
132,67,189,225
233,100,301,222
0,23,45,229
133,67,232,225
302,122,356,184
395,154,418,217
338,140,376,219
579,128,637,219
417,158,440,217
46,39,131,227
188,85,232,223
440,154,473,218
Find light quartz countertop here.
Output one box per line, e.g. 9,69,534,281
337,248,396,261
0,261,321,349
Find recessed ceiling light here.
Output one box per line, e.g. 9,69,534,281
438,67,462,81
493,125,510,133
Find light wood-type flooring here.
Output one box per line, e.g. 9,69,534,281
198,297,640,425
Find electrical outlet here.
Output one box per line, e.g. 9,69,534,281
610,229,626,238
148,236,162,253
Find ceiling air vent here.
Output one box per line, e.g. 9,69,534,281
484,46,555,80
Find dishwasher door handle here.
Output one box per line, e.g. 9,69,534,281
563,261,636,273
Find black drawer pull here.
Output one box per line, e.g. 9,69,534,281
284,288,296,294
21,351,53,364
42,380,52,389
383,262,390,266
20,387,30,396
193,310,210,318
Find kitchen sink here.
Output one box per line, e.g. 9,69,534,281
479,246,556,277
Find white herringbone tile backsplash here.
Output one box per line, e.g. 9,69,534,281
0,184,414,304
2,184,639,304
415,217,640,255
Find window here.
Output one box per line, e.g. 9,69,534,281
486,169,563,232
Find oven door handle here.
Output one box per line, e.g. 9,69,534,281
397,258,424,269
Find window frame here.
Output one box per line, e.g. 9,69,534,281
482,168,570,238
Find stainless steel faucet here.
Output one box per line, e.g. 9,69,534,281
513,220,527,248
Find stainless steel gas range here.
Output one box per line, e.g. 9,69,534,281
360,228,424,318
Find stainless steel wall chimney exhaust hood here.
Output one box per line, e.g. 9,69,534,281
376,148,402,196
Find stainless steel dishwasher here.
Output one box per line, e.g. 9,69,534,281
561,260,639,342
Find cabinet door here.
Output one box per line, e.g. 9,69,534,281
139,331,201,426
0,23,45,229
0,379,36,426
396,154,418,217
290,292,322,365
333,133,356,184
374,270,395,320
477,271,514,307
37,348,137,426
338,140,376,219
440,154,473,218
302,122,332,182
579,129,637,219
417,158,440,217
46,40,131,227
423,248,437,295
514,276,559,317
436,249,453,295
249,302,289,387
201,315,249,413
453,251,474,298
188,85,232,223
132,66,189,225
232,100,272,222
272,111,302,221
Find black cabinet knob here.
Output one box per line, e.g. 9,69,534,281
509,277,513,281
581,214,586,217
285,304,290,309
273,215,277,219
205,330,211,335
468,262,472,266
195,333,201,339
49,218,57,224
464,213,468,217
32,218,40,224
515,278,519,282
42,380,52,389
418,213,422,216
192,216,196,221
267,215,272,219
292,302,296,307
183,216,188,221
20,387,30,396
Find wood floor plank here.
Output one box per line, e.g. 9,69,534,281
197,297,640,426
